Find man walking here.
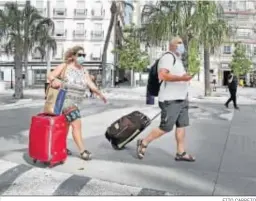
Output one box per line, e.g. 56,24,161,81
225,70,239,110
137,36,195,162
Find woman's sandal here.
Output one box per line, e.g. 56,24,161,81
67,149,72,156
175,152,195,162
137,139,148,159
80,150,92,160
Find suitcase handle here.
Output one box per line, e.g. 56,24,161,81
148,112,161,123
37,113,58,117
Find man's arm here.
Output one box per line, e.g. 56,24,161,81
158,54,190,82
228,74,233,83
158,69,185,81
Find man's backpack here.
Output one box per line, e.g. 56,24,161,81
147,52,176,97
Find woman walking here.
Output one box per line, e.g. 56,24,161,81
47,46,107,160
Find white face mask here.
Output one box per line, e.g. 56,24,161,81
176,43,185,55
77,56,85,65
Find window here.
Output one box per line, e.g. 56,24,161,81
76,0,85,9
223,46,231,54
76,23,84,31
55,43,64,59
228,1,232,11
93,23,102,31
0,71,3,80
55,21,64,32
36,0,43,8
34,70,47,84
56,0,65,8
238,1,246,10
92,2,103,16
75,23,85,35
253,46,256,55
54,0,65,16
91,44,101,60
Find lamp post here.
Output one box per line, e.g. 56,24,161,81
11,69,13,89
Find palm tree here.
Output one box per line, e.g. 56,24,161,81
101,0,134,87
140,0,230,96
23,1,56,88
140,1,199,70
0,2,56,98
194,1,230,96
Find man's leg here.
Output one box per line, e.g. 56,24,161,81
175,100,195,161
225,88,232,107
136,101,178,159
231,89,239,109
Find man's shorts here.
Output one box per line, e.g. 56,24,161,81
63,106,81,123
158,99,189,132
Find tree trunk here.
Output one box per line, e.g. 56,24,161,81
24,55,29,88
101,2,116,88
204,47,211,96
182,37,189,71
14,54,24,99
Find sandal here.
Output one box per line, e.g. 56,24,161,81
175,152,195,162
137,139,148,159
67,149,72,156
80,150,92,160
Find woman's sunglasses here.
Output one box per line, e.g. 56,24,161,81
77,53,86,58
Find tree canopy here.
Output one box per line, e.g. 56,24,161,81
231,42,252,76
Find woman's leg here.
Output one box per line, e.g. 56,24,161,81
66,108,92,160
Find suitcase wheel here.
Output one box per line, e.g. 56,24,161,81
60,161,65,165
32,159,37,164
111,143,125,150
43,162,50,166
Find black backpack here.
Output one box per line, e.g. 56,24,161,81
147,52,176,96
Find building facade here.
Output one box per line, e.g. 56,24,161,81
0,0,125,88
212,0,256,87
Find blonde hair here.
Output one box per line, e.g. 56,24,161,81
64,45,84,63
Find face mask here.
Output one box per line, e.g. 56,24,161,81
176,44,185,55
77,56,85,65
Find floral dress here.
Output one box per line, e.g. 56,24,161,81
62,65,88,122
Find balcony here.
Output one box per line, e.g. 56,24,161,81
91,9,105,20
73,30,86,40
53,8,67,18
54,29,67,40
224,9,256,15
74,9,87,19
235,33,254,40
91,31,104,41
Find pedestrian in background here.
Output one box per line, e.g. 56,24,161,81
225,70,239,110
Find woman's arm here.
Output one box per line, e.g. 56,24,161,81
47,63,66,82
84,73,102,96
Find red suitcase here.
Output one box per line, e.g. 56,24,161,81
28,113,68,167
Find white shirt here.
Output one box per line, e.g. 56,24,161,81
157,52,189,101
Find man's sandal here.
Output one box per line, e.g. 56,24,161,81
137,139,148,159
80,150,92,160
175,152,195,162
